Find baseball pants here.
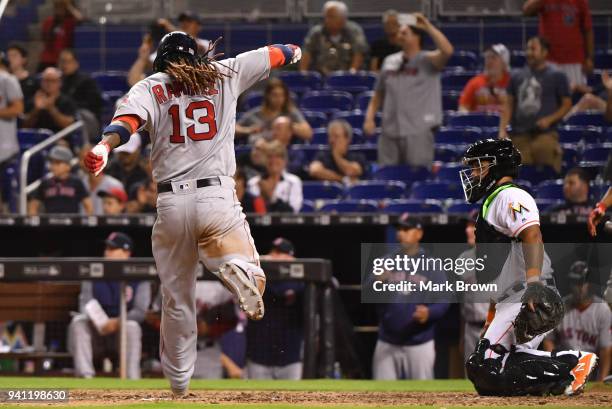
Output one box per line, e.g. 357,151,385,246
372,339,435,380
510,132,562,173
68,314,142,379
246,360,303,380
378,131,435,167
152,176,259,392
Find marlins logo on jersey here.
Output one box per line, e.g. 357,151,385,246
509,202,530,222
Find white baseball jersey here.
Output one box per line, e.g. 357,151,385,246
484,186,554,293
114,48,271,183
550,297,612,352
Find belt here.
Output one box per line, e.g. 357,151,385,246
157,177,222,194
497,278,556,302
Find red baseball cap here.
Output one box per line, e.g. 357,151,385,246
97,187,128,203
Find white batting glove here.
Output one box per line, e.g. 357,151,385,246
84,141,111,176
287,44,302,64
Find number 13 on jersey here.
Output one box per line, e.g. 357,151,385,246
168,100,218,143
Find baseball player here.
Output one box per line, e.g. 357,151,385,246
461,139,598,396
83,31,302,397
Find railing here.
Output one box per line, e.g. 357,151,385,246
19,121,84,216
302,0,431,18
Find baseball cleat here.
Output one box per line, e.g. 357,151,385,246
218,262,265,320
171,388,190,399
564,352,598,396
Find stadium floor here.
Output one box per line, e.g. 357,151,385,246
0,378,609,408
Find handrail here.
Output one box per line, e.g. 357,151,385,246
19,121,84,215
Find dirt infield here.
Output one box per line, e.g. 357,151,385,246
66,389,611,407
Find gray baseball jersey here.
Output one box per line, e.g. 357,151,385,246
550,297,611,352
114,48,271,183
0,71,23,164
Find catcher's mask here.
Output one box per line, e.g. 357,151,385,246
153,31,198,73
460,138,521,203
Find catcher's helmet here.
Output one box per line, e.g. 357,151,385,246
153,31,197,73
460,138,521,203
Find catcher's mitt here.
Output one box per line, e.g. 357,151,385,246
514,282,564,344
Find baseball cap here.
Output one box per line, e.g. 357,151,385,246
396,213,423,230
486,44,510,69
114,133,142,154
105,232,133,251
567,260,589,283
178,10,201,24
97,187,128,203
48,145,73,163
271,237,295,256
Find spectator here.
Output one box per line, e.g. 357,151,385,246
105,133,149,195
6,43,37,111
236,138,269,181
459,44,511,113
38,0,83,72
523,0,593,93
247,237,304,379
68,232,151,379
567,70,612,121
236,78,312,144
98,187,128,215
543,261,611,382
372,215,449,380
247,140,303,213
127,33,155,87
0,52,24,211
58,49,103,141
125,178,157,214
157,11,214,56
548,168,595,216
299,1,368,74
309,119,367,183
499,36,571,173
22,67,77,133
28,145,93,215
369,10,402,72
234,168,266,214
269,116,306,176
364,13,453,167
78,144,124,215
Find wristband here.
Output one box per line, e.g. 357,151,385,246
596,202,607,213
103,124,132,145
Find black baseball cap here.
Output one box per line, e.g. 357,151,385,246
178,10,201,24
396,213,423,230
105,232,133,251
271,237,295,256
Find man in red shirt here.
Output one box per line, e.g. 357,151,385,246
459,44,511,113
523,0,594,93
38,0,83,72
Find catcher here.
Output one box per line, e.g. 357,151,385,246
460,139,598,396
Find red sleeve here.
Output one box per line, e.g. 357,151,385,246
580,0,592,31
459,77,479,111
41,17,53,40
267,46,286,69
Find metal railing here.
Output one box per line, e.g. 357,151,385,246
19,121,84,216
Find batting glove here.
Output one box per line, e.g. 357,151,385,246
587,202,607,237
84,141,111,176
286,44,302,64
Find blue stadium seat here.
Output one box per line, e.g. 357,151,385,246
434,163,463,182
302,111,328,128
561,145,579,169
535,199,564,213
410,181,465,200
373,166,431,184
333,110,381,130
441,72,477,91
447,201,478,214
290,145,327,162
434,144,461,162
446,51,479,70
320,199,378,213
356,91,375,111
311,128,328,144
435,127,482,145
565,112,608,127
234,145,251,157
518,165,559,185
510,51,526,68
590,184,609,201
558,126,602,144
302,181,344,200
325,71,377,94
348,144,377,161
384,199,443,214
347,181,406,200
18,129,53,150
2,162,19,213
442,90,461,111
91,71,129,93
536,179,564,200
595,50,612,69
300,200,315,213
277,71,322,94
300,91,354,115
447,112,500,128
582,143,612,164
242,91,263,111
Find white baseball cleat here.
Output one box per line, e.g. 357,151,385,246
564,352,598,396
218,261,265,320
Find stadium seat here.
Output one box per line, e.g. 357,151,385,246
581,143,612,164
349,144,377,161
373,166,431,185
1,162,19,213
561,145,579,169
325,71,377,94
510,50,526,68
535,199,564,213
355,91,376,111
442,90,461,111
441,72,477,91
447,201,478,214
319,199,378,213
102,90,125,109
558,126,602,144
447,112,500,128
277,71,323,93
410,181,465,200
435,127,482,145
234,145,251,157
91,71,129,92
565,112,607,127
434,144,461,162
535,179,564,200
311,128,328,144
446,51,479,70
242,91,263,111
290,145,327,162
384,199,443,214
302,111,328,128
18,128,54,150
595,50,612,69
347,181,406,200
518,165,559,185
302,181,344,200
332,110,382,130
300,200,315,213
300,91,354,116
434,163,463,182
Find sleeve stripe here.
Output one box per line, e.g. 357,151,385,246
512,220,540,237
267,46,286,68
112,114,142,134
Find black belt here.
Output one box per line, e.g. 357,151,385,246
497,278,557,302
157,177,222,193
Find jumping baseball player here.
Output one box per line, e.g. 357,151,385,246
83,31,302,397
460,138,598,396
